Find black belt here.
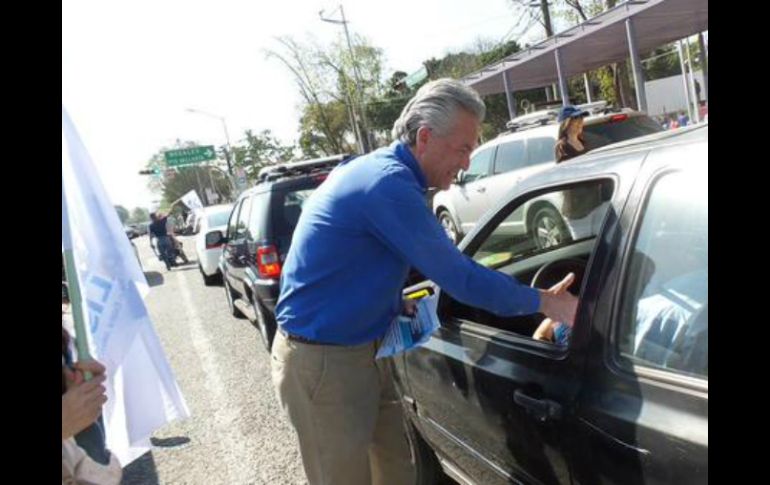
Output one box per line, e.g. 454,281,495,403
279,329,342,346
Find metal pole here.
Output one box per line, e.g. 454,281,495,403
685,37,701,123
341,71,363,152
193,167,208,206
340,5,371,153
583,73,593,103
62,178,93,364
206,162,220,204
220,117,234,176
554,48,569,106
698,32,708,104
676,41,693,121
625,18,647,113
503,70,516,120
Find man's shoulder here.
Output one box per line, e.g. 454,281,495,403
345,146,414,189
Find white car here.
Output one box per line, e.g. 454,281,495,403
433,104,663,245
195,203,234,285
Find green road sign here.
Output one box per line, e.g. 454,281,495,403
164,146,216,167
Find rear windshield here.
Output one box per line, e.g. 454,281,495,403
584,116,663,150
274,189,314,235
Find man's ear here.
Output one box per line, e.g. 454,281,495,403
415,126,431,156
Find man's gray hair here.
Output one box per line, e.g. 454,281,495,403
392,78,486,146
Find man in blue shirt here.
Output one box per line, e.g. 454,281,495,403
271,78,578,485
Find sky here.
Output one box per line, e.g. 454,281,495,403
62,0,550,211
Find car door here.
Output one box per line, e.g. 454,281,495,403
223,196,252,292
569,142,708,485
404,177,617,485
454,145,496,234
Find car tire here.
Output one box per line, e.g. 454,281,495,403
200,264,221,286
252,297,276,352
224,279,247,319
438,210,461,245
404,418,441,485
531,205,571,250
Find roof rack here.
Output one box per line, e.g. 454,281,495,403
504,99,622,133
505,109,559,132
257,153,353,183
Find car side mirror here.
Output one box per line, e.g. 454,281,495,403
455,171,466,185
206,230,227,247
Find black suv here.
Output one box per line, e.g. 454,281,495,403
394,125,707,485
211,154,351,350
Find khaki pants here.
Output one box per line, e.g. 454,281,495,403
271,331,416,485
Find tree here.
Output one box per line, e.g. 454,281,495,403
115,205,130,224
130,207,150,224
266,34,388,157
231,129,296,181
365,71,411,142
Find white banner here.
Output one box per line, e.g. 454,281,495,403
180,190,204,210
62,106,190,466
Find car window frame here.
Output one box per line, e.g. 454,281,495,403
439,176,618,354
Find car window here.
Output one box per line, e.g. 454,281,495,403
616,171,708,379
226,201,242,239
583,115,663,151
493,139,527,174
234,196,252,240
463,146,494,183
247,192,270,241
208,208,232,228
526,137,557,167
283,189,313,228
446,179,613,345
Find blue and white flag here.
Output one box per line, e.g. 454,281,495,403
62,106,190,465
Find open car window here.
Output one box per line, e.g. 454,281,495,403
441,179,614,347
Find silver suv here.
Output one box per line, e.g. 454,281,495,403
433,103,663,244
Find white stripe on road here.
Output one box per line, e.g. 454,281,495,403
175,269,248,482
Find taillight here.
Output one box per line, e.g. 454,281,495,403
256,245,282,278
609,114,629,123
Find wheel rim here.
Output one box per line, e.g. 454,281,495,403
535,214,564,248
440,214,457,243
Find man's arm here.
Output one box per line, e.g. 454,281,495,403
363,171,576,324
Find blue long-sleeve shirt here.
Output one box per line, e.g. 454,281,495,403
275,141,540,345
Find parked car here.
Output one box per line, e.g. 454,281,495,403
210,154,351,349
394,124,707,485
194,203,234,285
433,102,663,244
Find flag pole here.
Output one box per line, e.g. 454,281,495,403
61,175,94,367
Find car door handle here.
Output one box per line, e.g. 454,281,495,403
513,389,563,422
476,186,486,193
